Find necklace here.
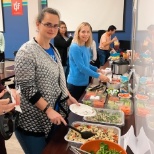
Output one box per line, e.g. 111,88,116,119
33,37,50,49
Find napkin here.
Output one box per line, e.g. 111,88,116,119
121,126,153,154
121,125,136,151
6,85,22,113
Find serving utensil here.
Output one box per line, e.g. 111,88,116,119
69,146,91,154
66,124,95,139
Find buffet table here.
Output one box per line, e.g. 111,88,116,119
43,61,135,154
0,65,15,82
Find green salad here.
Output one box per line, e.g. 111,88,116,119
85,110,122,125
90,142,121,154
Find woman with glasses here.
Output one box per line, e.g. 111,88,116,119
54,21,73,75
67,22,109,100
15,7,79,154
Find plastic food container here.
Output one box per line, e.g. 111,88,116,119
83,108,125,127
83,99,106,108
82,91,107,101
82,92,107,108
64,121,121,148
146,114,154,130
135,100,150,117
106,98,133,115
105,96,120,110
119,98,133,115
107,82,120,89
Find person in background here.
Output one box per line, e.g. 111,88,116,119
15,7,79,154
98,25,117,66
143,25,154,54
89,26,100,68
0,32,5,62
0,91,15,154
54,21,73,75
0,82,20,154
90,41,97,66
67,22,109,100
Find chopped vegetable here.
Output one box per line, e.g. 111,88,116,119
85,109,123,125
120,106,131,115
137,108,149,116
107,89,119,96
118,93,131,98
93,100,105,108
89,142,121,154
135,94,149,100
83,100,93,106
119,98,131,115
66,124,119,144
108,96,119,102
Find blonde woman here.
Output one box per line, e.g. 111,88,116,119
67,22,109,100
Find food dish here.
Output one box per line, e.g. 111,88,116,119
146,114,154,130
136,100,150,117
64,121,121,147
83,108,124,127
80,140,127,154
107,81,120,90
135,94,149,100
118,93,131,98
119,98,132,115
69,103,96,117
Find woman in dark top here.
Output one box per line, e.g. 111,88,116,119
54,21,73,73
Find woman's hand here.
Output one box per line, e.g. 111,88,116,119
67,90,80,106
67,95,80,106
97,69,101,73
46,107,67,125
0,90,16,115
99,74,109,82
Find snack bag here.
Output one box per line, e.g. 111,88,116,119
120,76,129,93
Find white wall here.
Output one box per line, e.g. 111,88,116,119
0,1,4,32
27,0,42,39
47,0,125,31
137,0,154,30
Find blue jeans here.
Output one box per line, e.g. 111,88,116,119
67,83,87,101
98,49,110,66
65,58,69,80
15,129,47,154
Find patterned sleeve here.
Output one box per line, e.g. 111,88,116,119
15,48,42,105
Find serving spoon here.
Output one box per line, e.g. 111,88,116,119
67,124,95,139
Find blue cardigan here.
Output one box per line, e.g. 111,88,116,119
67,43,99,86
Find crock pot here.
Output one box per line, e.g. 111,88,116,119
112,59,130,75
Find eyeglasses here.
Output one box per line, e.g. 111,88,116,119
60,27,67,29
41,22,59,29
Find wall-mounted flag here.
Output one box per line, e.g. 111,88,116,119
11,0,23,15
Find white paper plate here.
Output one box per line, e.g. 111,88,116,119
69,103,96,117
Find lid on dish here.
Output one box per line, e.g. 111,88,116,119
113,58,129,65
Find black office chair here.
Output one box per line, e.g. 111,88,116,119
14,51,18,57
119,40,131,51
98,30,106,43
